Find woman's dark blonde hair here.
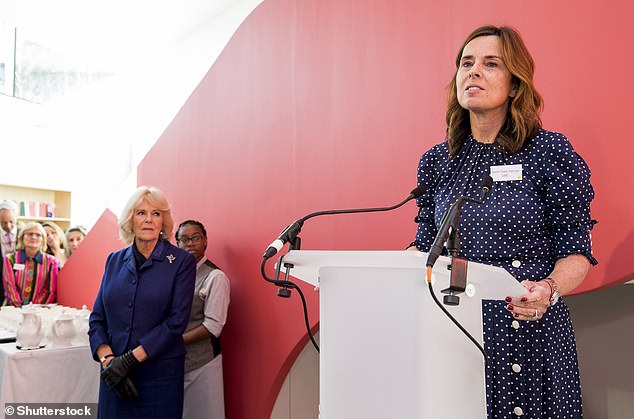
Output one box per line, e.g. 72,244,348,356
446,25,543,156
42,221,68,252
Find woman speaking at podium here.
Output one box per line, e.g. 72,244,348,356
409,25,597,419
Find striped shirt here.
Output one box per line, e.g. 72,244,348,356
3,250,58,306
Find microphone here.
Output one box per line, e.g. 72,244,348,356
263,186,427,260
425,175,493,268
263,221,304,260
474,175,493,203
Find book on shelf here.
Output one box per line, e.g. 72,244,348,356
18,200,55,218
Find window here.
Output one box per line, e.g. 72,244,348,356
0,20,114,104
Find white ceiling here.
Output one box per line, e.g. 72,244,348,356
2,0,242,72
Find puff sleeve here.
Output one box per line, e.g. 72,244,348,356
542,134,598,265
410,144,445,251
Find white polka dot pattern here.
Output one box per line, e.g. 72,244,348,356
411,129,597,418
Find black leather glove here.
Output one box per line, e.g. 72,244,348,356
101,350,139,389
113,376,139,401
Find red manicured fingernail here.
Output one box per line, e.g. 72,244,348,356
506,304,514,311
514,313,519,318
521,297,528,302
505,297,512,303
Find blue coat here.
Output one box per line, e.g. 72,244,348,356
89,239,196,360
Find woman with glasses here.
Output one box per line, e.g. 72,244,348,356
176,220,230,419
2,222,59,306
88,186,196,418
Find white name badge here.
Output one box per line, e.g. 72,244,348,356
490,164,523,182
13,263,25,271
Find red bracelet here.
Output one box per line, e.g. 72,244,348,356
543,278,555,300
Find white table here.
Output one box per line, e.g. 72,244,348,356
0,342,99,405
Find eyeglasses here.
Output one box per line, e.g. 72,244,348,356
24,232,43,238
177,235,203,246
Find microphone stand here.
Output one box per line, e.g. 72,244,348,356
260,186,426,353
263,186,427,290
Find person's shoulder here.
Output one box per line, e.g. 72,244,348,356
210,267,229,280
529,129,572,150
102,247,130,269
207,267,230,289
528,129,589,171
419,140,449,164
423,140,449,156
109,246,131,259
43,252,59,266
203,259,220,270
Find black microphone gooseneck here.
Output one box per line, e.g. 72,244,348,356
260,186,427,353
263,185,427,260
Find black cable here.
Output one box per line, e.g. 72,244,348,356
427,280,487,367
260,257,320,352
292,283,320,353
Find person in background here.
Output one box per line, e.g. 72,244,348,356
42,221,68,267
0,200,21,300
88,186,196,418
409,25,596,418
3,222,58,306
66,225,88,255
0,200,20,258
176,220,230,419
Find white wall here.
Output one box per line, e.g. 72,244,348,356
271,334,320,419
0,0,263,229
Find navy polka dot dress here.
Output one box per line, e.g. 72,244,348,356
411,129,597,419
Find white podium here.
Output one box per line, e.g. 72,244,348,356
280,250,526,419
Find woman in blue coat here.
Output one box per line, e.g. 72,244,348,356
89,186,196,418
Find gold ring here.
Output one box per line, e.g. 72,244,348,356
533,309,538,319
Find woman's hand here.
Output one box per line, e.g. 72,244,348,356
96,344,114,368
504,280,552,321
101,350,139,389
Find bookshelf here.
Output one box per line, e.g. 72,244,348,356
0,184,71,231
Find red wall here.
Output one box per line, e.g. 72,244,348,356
60,1,634,417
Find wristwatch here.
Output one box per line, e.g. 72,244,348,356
546,278,560,307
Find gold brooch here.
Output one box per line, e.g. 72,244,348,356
166,254,175,264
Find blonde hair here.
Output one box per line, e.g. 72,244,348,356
17,222,48,253
445,25,543,156
42,221,68,252
65,225,88,238
118,186,174,245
